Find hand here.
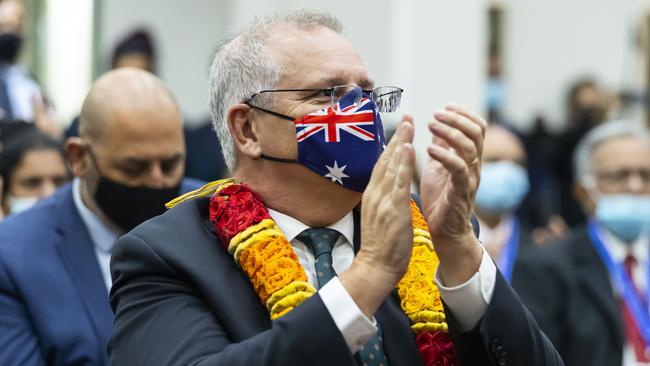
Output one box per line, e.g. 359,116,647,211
340,116,416,316
531,214,568,245
419,104,486,285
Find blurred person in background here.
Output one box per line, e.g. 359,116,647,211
110,29,156,72
0,128,68,219
552,78,619,227
0,68,201,365
475,124,533,282
513,120,650,366
0,0,59,138
65,29,156,139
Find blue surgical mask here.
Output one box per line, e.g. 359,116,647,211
595,195,650,242
476,161,529,214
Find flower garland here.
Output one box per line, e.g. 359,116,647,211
167,179,459,365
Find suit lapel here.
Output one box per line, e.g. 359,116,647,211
573,229,625,346
352,209,423,366
54,187,113,351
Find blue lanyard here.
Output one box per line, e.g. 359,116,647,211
498,218,520,283
588,221,650,347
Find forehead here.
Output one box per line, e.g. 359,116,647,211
14,149,65,175
592,135,650,170
482,127,525,162
94,104,184,158
265,25,370,88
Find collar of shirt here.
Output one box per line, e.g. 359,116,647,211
267,208,355,245
72,178,120,253
601,227,649,265
477,214,515,247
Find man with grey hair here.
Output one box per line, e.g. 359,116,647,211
514,120,650,366
109,9,562,366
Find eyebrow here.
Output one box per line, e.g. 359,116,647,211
118,153,184,166
306,76,376,90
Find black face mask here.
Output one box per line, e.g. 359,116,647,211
93,175,180,232
0,33,23,63
87,148,181,232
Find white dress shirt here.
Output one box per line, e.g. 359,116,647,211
72,178,120,290
598,227,650,366
268,208,497,353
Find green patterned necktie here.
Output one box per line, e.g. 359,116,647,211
296,228,390,366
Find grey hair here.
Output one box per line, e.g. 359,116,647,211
573,119,650,184
208,8,343,172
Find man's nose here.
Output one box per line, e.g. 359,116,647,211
145,164,167,189
38,180,57,197
625,172,646,194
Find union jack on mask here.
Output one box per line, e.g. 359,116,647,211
293,88,386,192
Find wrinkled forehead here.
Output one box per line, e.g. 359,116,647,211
265,25,372,89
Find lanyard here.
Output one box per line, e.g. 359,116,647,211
588,221,650,347
498,217,520,283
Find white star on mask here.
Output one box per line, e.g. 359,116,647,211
324,161,349,185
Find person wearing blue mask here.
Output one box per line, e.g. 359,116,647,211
513,120,650,366
107,9,561,366
475,124,531,282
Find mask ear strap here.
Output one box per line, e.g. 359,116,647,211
85,145,104,176
260,154,298,164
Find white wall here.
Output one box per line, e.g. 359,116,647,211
503,0,650,131
44,0,94,125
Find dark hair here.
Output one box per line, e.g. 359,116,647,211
111,29,155,70
0,129,66,196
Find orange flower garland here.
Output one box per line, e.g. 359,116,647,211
167,179,459,365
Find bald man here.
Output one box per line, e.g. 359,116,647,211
0,68,201,365
474,124,531,282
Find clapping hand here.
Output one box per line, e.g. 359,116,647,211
419,104,486,285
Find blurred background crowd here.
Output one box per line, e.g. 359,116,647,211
0,1,649,365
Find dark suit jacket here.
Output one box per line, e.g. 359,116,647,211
109,197,563,366
512,227,624,366
0,179,202,366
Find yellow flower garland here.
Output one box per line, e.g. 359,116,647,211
167,179,455,363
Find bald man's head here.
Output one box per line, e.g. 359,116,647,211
69,68,185,211
79,68,180,143
482,124,526,165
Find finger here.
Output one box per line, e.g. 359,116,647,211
445,103,488,138
427,143,468,181
428,121,477,165
382,121,415,194
368,121,405,190
399,114,414,145
434,109,483,156
393,142,415,200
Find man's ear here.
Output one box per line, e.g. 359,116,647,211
66,137,90,178
227,103,262,159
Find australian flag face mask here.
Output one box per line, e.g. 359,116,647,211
253,87,387,192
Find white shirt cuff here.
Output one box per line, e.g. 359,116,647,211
435,244,496,331
319,277,377,353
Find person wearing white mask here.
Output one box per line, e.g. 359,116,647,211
475,124,531,282
0,128,69,219
513,120,650,366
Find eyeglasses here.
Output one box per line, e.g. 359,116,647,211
246,85,404,113
594,168,650,189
